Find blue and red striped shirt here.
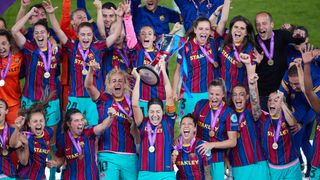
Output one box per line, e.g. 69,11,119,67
17,127,53,179
193,99,238,162
257,112,298,165
63,40,105,97
178,38,221,94
175,138,211,180
95,92,136,153
56,128,98,180
219,43,254,96
311,83,320,168
229,107,265,167
138,112,176,172
0,126,15,178
22,41,61,100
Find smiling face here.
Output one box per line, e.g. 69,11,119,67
72,10,88,31
143,0,160,12
78,26,93,49
108,72,125,98
67,112,85,136
208,85,225,108
255,13,274,40
0,100,8,124
288,75,301,92
232,86,248,111
102,8,116,29
194,20,211,45
180,117,196,142
0,35,10,58
28,112,45,136
267,92,282,117
139,26,156,50
231,21,247,44
148,104,163,126
33,24,49,49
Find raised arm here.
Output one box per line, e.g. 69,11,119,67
105,7,123,48
172,59,181,102
84,61,101,101
122,0,138,49
11,7,37,48
302,44,320,113
43,1,68,44
216,0,231,36
131,68,143,126
159,58,173,106
279,91,297,126
93,107,117,135
94,0,106,39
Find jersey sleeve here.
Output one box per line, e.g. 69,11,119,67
226,109,239,132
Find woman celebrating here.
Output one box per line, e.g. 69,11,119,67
219,15,256,97
243,52,302,179
0,99,15,179
44,0,122,126
0,29,24,126
132,58,176,179
193,78,238,180
85,62,137,180
228,84,270,179
46,108,116,179
173,114,211,180
9,100,53,180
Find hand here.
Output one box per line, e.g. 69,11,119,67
93,0,102,10
239,53,251,65
158,57,166,72
301,43,315,64
88,61,101,72
122,0,131,15
171,152,178,164
196,141,212,155
281,23,292,31
172,91,178,102
277,90,285,103
252,48,264,64
214,5,223,16
131,68,140,79
42,0,58,14
107,107,117,119
21,0,32,8
15,116,25,130
171,22,182,33
19,133,28,145
113,6,124,17
248,73,259,85
46,160,58,168
290,123,302,135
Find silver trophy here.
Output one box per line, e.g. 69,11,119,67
137,34,184,86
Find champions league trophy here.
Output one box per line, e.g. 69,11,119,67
137,34,185,86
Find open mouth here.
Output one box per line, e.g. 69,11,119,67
259,30,267,36
235,101,242,106
183,129,190,136
199,34,207,41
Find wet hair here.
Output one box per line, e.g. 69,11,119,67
0,99,8,109
186,17,211,39
102,2,116,10
63,108,82,132
77,22,93,34
0,29,19,54
0,17,7,29
224,15,256,47
105,68,131,96
147,98,163,110
33,19,49,33
180,113,196,126
288,64,298,77
255,11,273,23
71,8,87,20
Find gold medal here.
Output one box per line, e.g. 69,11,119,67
82,69,88,75
272,142,278,150
149,146,155,153
236,62,243,68
2,149,8,156
290,93,295,99
267,59,274,66
213,61,219,68
209,130,215,137
172,150,179,156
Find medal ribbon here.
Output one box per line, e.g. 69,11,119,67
67,131,82,155
114,44,130,67
114,95,132,118
232,44,242,63
78,43,90,71
147,121,158,148
0,123,8,151
238,112,245,125
38,42,52,74
198,42,216,65
178,136,195,153
210,103,223,132
272,115,283,144
22,131,34,139
257,32,274,60
0,53,12,80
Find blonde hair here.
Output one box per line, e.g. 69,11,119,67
105,68,131,96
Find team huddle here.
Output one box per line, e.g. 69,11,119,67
0,0,319,179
